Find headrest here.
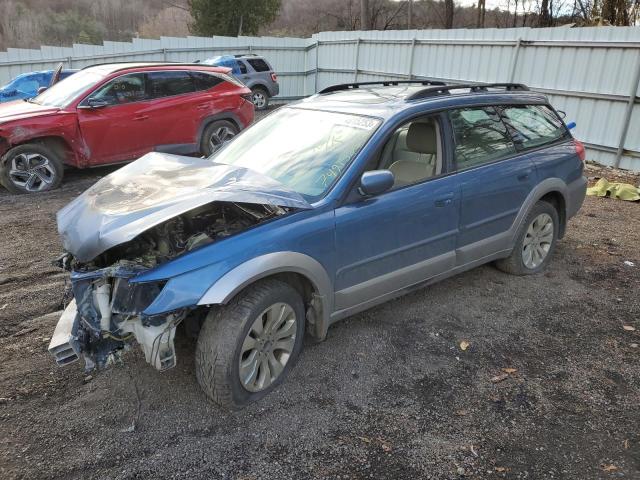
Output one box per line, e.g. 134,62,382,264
406,122,438,154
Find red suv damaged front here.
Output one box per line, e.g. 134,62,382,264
0,63,254,193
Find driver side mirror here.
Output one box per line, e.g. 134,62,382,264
359,170,395,197
85,98,110,109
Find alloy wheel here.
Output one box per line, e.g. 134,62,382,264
251,91,266,109
8,152,56,192
208,126,236,152
522,213,554,269
238,302,297,392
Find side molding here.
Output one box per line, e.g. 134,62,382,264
197,252,333,339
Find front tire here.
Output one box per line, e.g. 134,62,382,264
495,200,559,275
195,279,305,408
0,143,64,194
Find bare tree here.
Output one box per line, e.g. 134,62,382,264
477,0,487,26
444,0,455,27
539,0,552,25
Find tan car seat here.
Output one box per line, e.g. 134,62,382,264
387,121,441,186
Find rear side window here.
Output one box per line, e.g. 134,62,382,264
501,105,569,150
191,72,224,91
246,58,271,72
147,71,195,98
237,61,248,74
449,106,517,170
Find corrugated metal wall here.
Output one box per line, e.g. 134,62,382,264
311,27,640,171
1,27,639,170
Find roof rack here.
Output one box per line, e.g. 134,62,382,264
319,80,446,95
405,82,529,101
80,62,219,71
234,53,259,58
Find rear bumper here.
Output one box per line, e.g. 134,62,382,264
567,175,587,219
268,82,280,97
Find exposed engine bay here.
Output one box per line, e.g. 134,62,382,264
49,201,289,372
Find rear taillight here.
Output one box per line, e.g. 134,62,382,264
271,72,277,82
574,138,586,162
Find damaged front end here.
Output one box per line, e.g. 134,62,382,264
49,201,289,372
52,263,180,371
48,153,311,373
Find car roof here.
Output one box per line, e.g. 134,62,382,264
234,54,267,59
292,82,549,120
81,62,231,75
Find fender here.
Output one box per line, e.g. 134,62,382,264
248,82,269,92
509,177,569,244
198,251,334,340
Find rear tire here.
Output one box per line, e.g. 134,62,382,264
495,200,559,275
200,120,239,156
0,143,64,194
195,279,305,408
250,87,269,111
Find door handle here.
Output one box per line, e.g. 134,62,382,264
434,196,454,207
196,104,210,110
133,115,149,121
517,169,532,181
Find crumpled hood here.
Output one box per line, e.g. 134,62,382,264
57,152,312,262
0,99,59,123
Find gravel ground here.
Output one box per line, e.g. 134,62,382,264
0,150,639,479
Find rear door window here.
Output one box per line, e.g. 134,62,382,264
246,58,271,72
449,106,517,170
147,71,195,99
500,105,569,150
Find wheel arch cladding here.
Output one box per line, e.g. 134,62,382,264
252,84,269,94
538,190,567,238
31,136,74,162
510,178,568,245
3,135,74,165
0,136,8,157
198,113,242,143
197,252,333,340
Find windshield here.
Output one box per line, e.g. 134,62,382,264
211,107,380,201
31,70,104,107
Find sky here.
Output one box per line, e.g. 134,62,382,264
394,0,505,10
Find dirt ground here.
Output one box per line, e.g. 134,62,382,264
0,157,639,479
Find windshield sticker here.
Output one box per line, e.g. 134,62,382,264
335,116,379,130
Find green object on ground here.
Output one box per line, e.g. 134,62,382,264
586,178,640,201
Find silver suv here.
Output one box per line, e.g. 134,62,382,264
201,54,279,110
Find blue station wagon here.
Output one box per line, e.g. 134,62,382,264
49,81,587,407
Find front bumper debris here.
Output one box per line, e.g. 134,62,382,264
48,300,80,366
48,265,184,373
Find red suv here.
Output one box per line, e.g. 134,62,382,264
0,63,254,193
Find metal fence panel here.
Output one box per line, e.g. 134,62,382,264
0,27,638,170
